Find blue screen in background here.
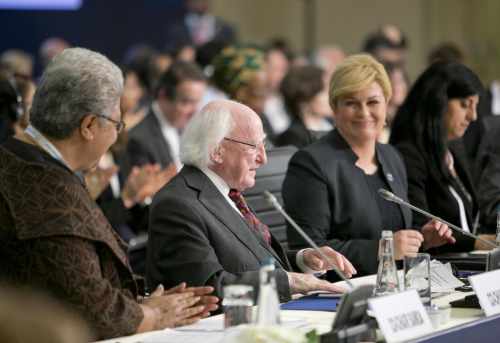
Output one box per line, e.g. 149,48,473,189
0,0,82,10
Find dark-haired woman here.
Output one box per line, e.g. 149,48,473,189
390,62,495,252
276,65,333,148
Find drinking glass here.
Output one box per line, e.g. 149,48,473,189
222,285,254,328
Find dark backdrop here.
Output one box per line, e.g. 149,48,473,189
0,0,184,75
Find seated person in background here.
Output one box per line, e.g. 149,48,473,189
147,99,356,302
276,65,333,148
390,62,495,252
283,54,454,278
86,76,176,242
0,48,218,340
127,61,207,172
85,134,176,242
377,61,409,143
262,40,292,136
0,72,24,143
212,45,277,144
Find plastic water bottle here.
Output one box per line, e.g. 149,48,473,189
256,258,281,325
374,230,400,296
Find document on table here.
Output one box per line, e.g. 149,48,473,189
429,260,464,292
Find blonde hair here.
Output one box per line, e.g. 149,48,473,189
329,54,392,108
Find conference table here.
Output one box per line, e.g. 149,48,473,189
97,273,500,343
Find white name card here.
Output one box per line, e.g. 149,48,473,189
469,269,500,316
368,290,433,343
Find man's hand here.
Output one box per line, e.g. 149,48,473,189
302,247,357,278
288,272,346,295
393,229,424,260
421,219,455,250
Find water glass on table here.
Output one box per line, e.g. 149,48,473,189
222,285,254,328
404,253,431,307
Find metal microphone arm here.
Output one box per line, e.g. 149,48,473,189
263,191,354,289
378,189,497,249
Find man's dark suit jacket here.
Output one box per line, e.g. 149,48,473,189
126,109,173,170
282,130,412,276
393,140,478,253
146,166,296,301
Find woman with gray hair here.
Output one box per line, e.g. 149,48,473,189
0,47,218,340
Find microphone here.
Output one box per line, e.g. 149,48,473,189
263,190,354,289
378,189,497,249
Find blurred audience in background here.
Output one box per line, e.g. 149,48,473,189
362,24,408,66
164,0,237,64
212,45,277,143
120,65,149,130
276,65,333,148
311,44,346,82
0,73,24,142
378,61,410,143
0,71,35,142
127,60,207,171
38,37,70,70
428,42,465,65
263,38,293,136
0,49,34,79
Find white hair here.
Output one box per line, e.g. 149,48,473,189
180,101,235,168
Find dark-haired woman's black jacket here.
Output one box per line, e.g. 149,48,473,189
393,139,477,253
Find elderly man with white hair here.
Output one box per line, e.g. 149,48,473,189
147,99,356,302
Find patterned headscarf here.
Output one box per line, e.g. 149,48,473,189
212,45,265,98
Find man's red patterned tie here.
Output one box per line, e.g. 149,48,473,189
228,189,272,245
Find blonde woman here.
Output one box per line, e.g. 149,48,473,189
283,54,454,277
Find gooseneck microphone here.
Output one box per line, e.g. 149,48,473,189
378,189,497,249
263,190,354,289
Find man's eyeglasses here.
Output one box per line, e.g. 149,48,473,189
223,137,268,152
95,114,126,133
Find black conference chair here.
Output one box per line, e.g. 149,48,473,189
243,145,298,248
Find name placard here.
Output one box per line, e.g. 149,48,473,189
368,290,433,343
469,269,500,316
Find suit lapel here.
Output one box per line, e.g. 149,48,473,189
184,167,281,265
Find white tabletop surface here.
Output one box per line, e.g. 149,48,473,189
96,274,484,343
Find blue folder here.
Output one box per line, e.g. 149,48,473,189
280,294,341,311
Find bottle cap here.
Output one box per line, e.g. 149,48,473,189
262,257,276,266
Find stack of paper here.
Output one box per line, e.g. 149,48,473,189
429,260,464,292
